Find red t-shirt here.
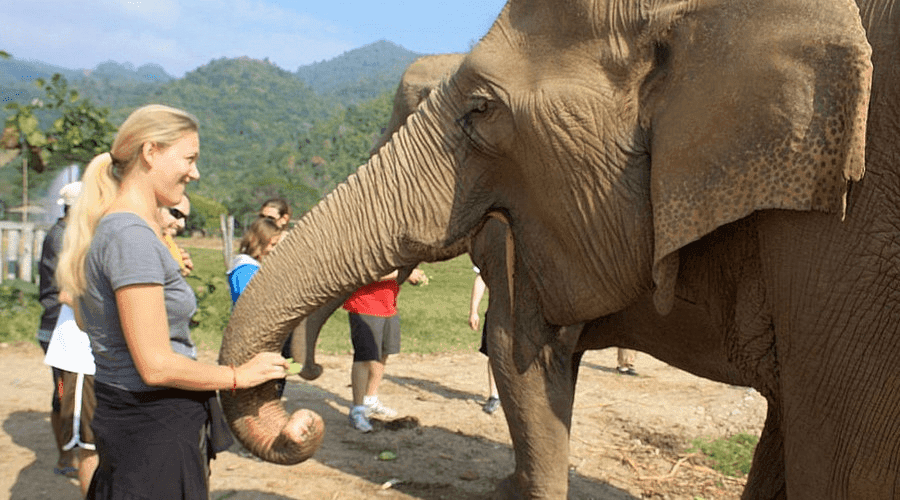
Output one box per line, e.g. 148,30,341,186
343,279,400,317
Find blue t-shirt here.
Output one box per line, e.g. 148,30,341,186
227,254,261,304
80,212,197,392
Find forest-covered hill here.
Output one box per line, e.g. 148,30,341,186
296,40,422,100
1,41,424,228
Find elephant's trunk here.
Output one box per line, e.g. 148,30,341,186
218,87,472,464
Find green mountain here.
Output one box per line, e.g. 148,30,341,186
0,59,173,106
295,40,422,101
1,41,417,226
2,40,421,109
141,56,340,216
0,58,175,85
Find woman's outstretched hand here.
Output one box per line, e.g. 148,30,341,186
235,352,288,389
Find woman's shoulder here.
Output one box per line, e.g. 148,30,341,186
97,212,153,235
93,213,160,252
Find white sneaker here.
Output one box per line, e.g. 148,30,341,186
364,397,398,419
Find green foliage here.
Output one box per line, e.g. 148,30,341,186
41,75,117,164
186,192,228,235
182,246,234,351
0,280,41,343
296,91,394,195
3,73,115,172
688,433,759,477
140,57,339,222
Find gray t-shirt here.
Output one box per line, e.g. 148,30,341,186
80,212,197,392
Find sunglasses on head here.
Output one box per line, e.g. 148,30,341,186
168,207,187,220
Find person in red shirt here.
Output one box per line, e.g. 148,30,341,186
344,268,426,432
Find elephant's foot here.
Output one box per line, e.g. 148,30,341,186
299,362,323,381
491,475,524,500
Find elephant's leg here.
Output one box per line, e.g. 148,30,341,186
743,400,786,500
757,210,900,497
290,293,350,381
490,317,582,499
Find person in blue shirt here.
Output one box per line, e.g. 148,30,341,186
227,217,282,303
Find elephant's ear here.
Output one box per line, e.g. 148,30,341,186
645,0,872,314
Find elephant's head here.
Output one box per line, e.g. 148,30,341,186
219,0,871,464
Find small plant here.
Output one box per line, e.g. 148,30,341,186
688,433,759,477
0,279,41,343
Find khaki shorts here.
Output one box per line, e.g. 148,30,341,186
57,370,96,450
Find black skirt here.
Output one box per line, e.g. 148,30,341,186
87,382,233,500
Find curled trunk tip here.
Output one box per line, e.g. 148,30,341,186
220,383,326,465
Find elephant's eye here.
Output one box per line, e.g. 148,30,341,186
458,96,492,127
455,92,506,156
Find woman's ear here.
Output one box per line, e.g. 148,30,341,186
140,141,157,169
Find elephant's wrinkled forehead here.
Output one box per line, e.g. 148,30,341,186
464,37,626,101
503,0,644,40
467,0,662,88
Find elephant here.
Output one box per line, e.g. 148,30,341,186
218,0,900,497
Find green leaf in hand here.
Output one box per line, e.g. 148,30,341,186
284,358,303,374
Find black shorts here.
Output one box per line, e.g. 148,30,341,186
349,313,401,362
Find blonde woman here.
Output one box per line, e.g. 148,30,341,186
57,104,288,499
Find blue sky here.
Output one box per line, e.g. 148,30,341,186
3,0,507,77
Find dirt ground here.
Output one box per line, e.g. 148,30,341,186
1,341,767,500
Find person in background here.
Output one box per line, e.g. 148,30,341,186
468,268,501,414
36,181,82,478
345,267,427,432
617,348,638,376
56,104,289,499
158,194,193,276
258,197,292,230
48,288,99,498
227,217,282,304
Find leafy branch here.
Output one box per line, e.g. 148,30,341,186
2,73,116,172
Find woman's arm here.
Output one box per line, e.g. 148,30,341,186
116,283,286,391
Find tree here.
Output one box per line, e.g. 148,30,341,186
2,73,116,172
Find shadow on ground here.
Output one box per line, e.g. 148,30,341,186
2,375,634,499
279,376,637,500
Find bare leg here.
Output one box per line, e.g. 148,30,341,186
351,356,387,405
78,448,98,498
487,361,499,398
